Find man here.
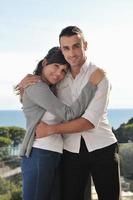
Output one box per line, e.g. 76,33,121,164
20,26,120,200
36,26,120,200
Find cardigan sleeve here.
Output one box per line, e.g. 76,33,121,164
24,81,97,121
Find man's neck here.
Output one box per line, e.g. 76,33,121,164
70,59,86,79
71,66,81,78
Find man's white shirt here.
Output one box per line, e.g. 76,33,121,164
57,60,117,153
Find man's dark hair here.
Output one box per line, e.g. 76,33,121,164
59,26,85,41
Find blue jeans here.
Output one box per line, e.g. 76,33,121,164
21,147,61,200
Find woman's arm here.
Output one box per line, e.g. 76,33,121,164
24,81,95,121
24,68,104,121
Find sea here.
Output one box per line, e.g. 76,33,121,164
0,109,133,130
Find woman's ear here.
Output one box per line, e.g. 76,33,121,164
42,58,48,66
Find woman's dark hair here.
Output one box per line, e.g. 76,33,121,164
33,47,70,76
33,59,43,76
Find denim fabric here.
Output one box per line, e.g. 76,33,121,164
21,147,61,200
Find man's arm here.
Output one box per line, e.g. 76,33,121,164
36,76,111,138
35,117,94,138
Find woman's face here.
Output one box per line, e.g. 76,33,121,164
42,63,68,85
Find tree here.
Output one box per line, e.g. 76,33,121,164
0,177,22,200
0,127,9,137
0,177,11,195
0,137,12,147
8,126,25,146
113,117,133,143
127,118,133,124
0,126,25,161
119,144,133,179
0,126,25,147
0,137,12,160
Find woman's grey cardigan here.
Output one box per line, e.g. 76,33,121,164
20,81,97,157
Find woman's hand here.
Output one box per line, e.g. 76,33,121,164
89,68,106,86
18,74,41,89
14,74,41,98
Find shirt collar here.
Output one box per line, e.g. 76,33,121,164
80,58,91,73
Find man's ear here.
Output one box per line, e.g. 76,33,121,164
84,41,88,51
42,58,48,66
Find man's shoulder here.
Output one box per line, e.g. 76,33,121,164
88,62,111,86
89,62,109,78
85,62,99,76
89,62,100,71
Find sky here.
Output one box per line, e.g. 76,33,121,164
0,0,133,110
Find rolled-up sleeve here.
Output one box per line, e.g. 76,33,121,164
82,76,111,127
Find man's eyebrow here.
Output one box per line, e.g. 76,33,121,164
74,42,81,46
62,45,69,49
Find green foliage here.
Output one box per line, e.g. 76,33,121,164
0,194,11,200
124,124,133,129
113,117,133,143
0,177,22,200
0,137,12,160
0,126,25,147
0,177,11,195
0,127,10,137
10,187,22,200
119,144,133,180
0,137,12,147
8,126,25,146
0,147,10,161
0,126,25,161
127,118,133,124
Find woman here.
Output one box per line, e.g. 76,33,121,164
20,47,104,200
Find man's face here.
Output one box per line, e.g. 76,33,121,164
60,34,87,68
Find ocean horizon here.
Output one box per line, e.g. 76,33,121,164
0,108,133,130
